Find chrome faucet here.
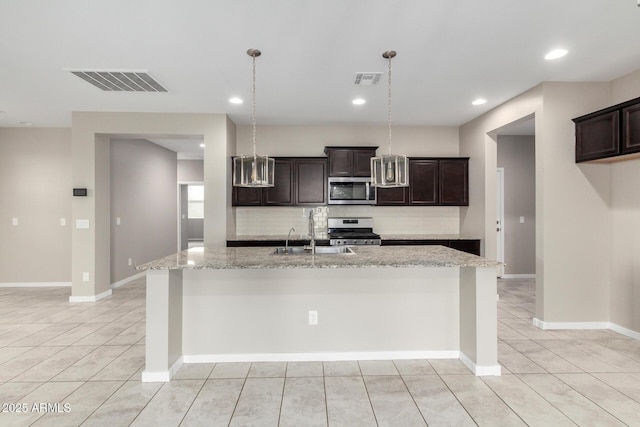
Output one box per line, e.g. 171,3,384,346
285,227,295,254
308,209,316,254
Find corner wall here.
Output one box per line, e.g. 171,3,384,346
0,128,72,284
609,69,640,332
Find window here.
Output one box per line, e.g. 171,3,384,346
188,185,204,219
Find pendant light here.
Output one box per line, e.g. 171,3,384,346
371,50,409,188
233,49,275,187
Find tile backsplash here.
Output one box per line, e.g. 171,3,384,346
235,205,459,236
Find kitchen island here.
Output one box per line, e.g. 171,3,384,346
137,245,501,382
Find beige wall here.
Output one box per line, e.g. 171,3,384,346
178,160,204,182
497,135,536,275
609,69,640,332
234,125,462,236
539,82,612,323
0,128,72,284
110,139,178,283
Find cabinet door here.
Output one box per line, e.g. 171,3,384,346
408,160,438,205
264,159,294,206
439,159,468,206
295,159,327,205
376,187,408,205
622,103,640,155
327,149,353,177
353,149,376,177
232,187,263,206
575,110,619,162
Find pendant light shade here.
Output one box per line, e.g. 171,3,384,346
233,49,275,188
371,50,409,188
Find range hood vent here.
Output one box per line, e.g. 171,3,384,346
70,70,167,92
354,72,382,86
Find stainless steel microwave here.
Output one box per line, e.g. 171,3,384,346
327,177,376,205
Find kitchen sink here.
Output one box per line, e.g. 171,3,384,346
272,246,355,255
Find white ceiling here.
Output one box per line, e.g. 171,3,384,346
2,0,640,134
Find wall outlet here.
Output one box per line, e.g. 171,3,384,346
82,272,89,282
116,217,121,226
12,217,18,226
60,218,66,226
308,310,318,325
128,258,132,266
519,216,525,224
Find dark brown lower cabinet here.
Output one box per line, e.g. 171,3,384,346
381,239,481,256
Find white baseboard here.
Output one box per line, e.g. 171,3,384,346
459,352,502,376
500,274,536,279
111,272,145,289
609,323,640,340
69,289,112,303
533,318,640,340
183,350,460,364
0,282,71,288
142,356,184,383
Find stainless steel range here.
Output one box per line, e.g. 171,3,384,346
328,217,381,246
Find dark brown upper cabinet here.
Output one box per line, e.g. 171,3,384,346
376,158,469,207
622,102,640,155
264,159,294,206
574,96,640,163
408,159,438,205
324,146,377,177
295,158,327,205
439,159,469,206
574,110,619,162
376,186,409,205
232,157,327,207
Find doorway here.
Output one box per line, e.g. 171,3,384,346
496,167,505,277
495,117,536,279
178,183,205,251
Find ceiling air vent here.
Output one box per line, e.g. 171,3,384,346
354,72,382,86
70,70,167,92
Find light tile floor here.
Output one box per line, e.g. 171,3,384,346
1,278,639,426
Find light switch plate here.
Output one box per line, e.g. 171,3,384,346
519,216,525,224
12,218,18,226
76,219,90,229
60,218,66,226
82,272,89,282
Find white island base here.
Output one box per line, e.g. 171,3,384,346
141,264,500,382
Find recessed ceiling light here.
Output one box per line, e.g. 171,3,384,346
229,97,243,104
199,143,205,148
472,98,487,106
352,98,366,105
545,49,568,60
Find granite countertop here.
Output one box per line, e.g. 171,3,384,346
228,234,478,241
136,245,500,271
